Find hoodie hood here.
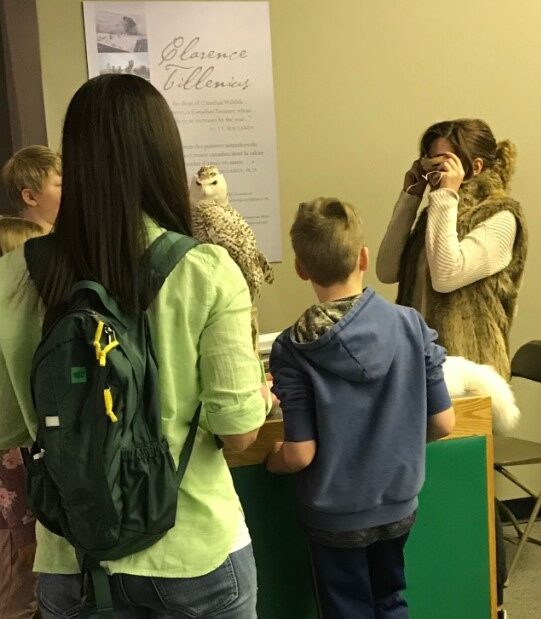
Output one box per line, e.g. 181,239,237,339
288,288,398,382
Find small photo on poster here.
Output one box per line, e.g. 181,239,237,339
95,4,147,53
98,53,150,80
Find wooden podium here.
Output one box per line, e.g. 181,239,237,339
226,396,496,619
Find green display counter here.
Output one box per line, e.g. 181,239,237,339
227,396,496,619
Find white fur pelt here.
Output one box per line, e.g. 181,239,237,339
443,356,520,434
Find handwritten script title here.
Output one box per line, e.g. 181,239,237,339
160,37,250,91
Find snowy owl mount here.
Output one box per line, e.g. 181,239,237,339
189,165,274,353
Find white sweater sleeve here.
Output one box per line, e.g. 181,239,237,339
425,188,517,293
376,191,423,283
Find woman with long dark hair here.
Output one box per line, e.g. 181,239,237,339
0,74,265,618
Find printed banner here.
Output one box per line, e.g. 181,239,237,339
83,1,282,261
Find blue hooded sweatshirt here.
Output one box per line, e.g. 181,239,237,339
270,288,451,532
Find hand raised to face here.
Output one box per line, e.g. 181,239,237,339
403,159,429,197
436,152,465,193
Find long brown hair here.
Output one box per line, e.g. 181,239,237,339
420,119,498,180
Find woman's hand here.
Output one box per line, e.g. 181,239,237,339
403,159,428,197
438,152,465,193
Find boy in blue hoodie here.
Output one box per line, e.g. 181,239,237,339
267,198,455,619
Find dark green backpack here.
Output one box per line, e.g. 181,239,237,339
24,231,200,618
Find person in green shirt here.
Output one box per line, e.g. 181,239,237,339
0,74,266,618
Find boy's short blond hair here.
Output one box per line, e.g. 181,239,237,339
1,145,61,213
0,216,44,256
290,197,365,287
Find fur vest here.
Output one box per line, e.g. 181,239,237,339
397,154,527,378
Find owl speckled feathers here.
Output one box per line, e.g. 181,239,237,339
189,165,274,301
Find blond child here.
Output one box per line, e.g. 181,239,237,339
1,146,61,232
0,217,44,619
267,198,455,619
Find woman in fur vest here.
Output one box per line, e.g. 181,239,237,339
377,119,527,380
377,118,527,619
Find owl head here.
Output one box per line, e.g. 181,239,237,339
189,165,228,207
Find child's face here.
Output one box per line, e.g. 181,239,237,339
32,171,62,227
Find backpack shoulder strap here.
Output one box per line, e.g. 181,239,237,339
176,403,202,482
143,232,200,310
145,233,206,470
143,231,206,455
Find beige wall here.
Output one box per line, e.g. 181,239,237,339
36,0,541,497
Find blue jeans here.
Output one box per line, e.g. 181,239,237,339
37,544,257,618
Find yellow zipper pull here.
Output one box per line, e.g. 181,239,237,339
103,388,118,423
94,321,120,367
93,321,104,361
98,341,119,367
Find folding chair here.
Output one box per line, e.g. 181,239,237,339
494,340,541,581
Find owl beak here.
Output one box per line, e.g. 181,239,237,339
203,186,212,197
